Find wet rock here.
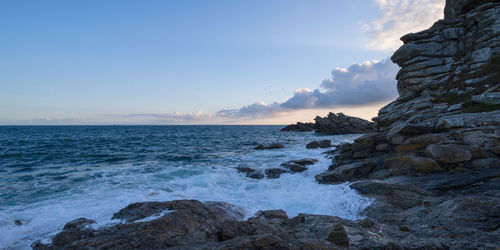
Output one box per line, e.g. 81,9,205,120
62,218,96,230
306,140,331,149
236,167,255,173
280,122,315,132
315,161,376,184
248,171,265,179
265,168,289,179
254,143,284,150
280,158,318,173
280,162,308,172
287,158,318,165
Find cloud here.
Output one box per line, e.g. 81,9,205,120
217,58,399,119
365,0,445,50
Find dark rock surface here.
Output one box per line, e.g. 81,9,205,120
281,112,375,134
254,143,284,150
306,140,332,149
314,112,376,135
280,158,318,172
280,122,315,132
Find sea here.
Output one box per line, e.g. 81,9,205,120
0,125,372,249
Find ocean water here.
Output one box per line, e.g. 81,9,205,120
0,125,372,249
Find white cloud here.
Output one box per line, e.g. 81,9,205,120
281,59,399,109
365,0,445,50
215,58,399,120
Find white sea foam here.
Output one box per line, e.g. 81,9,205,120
0,133,371,249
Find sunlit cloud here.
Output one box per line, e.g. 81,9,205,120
365,0,445,50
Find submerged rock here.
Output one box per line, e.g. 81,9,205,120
280,158,318,173
265,168,290,178
254,143,284,150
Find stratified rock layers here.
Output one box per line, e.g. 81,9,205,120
318,0,500,183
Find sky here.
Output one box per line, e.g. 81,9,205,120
0,0,445,125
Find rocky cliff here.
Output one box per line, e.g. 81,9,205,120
318,0,500,183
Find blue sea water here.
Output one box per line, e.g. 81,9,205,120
0,125,371,249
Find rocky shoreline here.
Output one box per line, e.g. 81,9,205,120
33,0,500,249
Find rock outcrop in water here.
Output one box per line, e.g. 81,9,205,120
281,112,375,134
280,122,315,132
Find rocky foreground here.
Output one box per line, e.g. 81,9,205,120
33,1,500,249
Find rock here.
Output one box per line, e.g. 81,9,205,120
280,122,315,132
255,209,288,220
280,162,308,172
352,135,375,151
14,220,23,226
471,87,500,105
265,168,289,179
471,158,500,169
280,159,318,173
384,156,442,175
253,234,282,247
248,171,264,179
447,103,463,111
315,161,376,184
236,167,255,173
314,112,376,135
306,140,332,149
394,144,426,154
376,143,391,151
62,218,96,230
425,144,472,163
287,158,318,165
254,143,284,150
327,224,349,247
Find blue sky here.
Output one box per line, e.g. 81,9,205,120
0,0,445,124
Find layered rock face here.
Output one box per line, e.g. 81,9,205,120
318,0,500,183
